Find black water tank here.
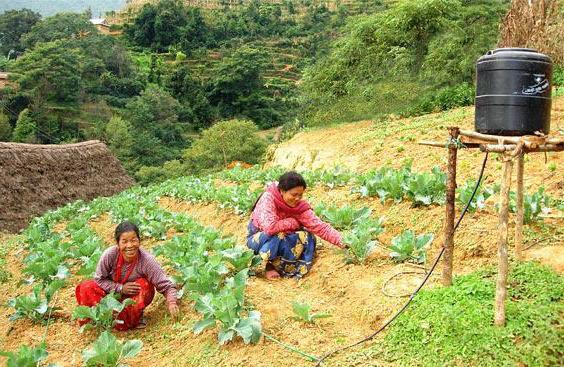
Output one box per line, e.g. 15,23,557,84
475,48,552,136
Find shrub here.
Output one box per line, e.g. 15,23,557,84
401,83,475,117
183,119,268,173
135,160,187,186
12,108,37,143
0,113,12,141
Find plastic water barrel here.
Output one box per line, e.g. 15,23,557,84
475,48,552,136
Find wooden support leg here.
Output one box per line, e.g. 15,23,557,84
442,127,459,287
495,157,513,327
515,153,525,260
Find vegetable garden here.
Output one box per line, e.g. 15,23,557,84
0,156,561,366
1,100,563,367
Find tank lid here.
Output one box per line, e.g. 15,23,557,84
478,47,552,63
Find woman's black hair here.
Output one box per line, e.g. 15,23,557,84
278,171,307,191
114,221,140,243
249,171,308,213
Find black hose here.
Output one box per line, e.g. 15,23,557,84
315,152,489,366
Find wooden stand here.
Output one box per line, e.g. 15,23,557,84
421,129,563,326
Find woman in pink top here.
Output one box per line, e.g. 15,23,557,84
75,221,179,330
248,171,345,280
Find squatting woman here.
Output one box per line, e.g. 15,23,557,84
248,171,345,280
75,221,178,330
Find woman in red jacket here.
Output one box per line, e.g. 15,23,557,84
248,171,345,280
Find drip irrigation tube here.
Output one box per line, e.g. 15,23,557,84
314,152,490,366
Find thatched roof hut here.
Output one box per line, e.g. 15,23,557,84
0,140,134,233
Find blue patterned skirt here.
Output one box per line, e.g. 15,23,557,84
246,220,316,278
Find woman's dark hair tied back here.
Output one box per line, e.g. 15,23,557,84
115,221,140,243
278,171,307,191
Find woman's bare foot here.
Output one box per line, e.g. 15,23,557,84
265,269,281,280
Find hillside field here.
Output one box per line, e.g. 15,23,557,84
0,98,562,366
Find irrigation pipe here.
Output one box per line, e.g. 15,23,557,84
263,332,320,362
42,292,59,346
314,151,490,366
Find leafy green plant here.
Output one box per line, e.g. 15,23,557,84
8,281,64,323
357,164,411,203
0,344,50,367
72,293,135,333
221,248,261,273
82,331,142,367
456,180,494,212
291,301,331,323
405,167,446,206
316,203,372,230
390,230,433,264
343,217,385,264
23,236,72,285
193,269,262,345
509,187,552,224
302,166,353,188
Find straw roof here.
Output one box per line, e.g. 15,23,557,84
0,140,134,233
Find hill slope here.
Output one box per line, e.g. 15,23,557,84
0,99,562,366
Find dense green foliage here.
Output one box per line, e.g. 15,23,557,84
302,0,509,123
0,9,41,56
10,41,84,103
374,261,563,366
12,108,36,143
183,119,268,173
1,0,551,188
0,112,12,140
21,12,96,49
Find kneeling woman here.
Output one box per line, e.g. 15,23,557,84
76,221,179,330
248,171,344,279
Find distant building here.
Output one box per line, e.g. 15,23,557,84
89,18,111,34
0,72,12,89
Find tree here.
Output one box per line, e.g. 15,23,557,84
164,64,212,129
0,9,41,56
124,4,158,48
0,112,12,141
125,0,191,52
207,46,287,128
125,86,186,167
10,40,84,103
153,0,187,51
183,119,268,172
21,12,97,49
180,7,210,53
105,116,134,163
207,47,265,116
12,108,37,143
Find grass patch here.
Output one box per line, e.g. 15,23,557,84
371,261,563,366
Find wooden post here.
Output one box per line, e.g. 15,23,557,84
495,156,513,326
515,153,525,260
442,127,459,286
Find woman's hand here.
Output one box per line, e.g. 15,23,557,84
168,302,179,320
121,282,141,296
